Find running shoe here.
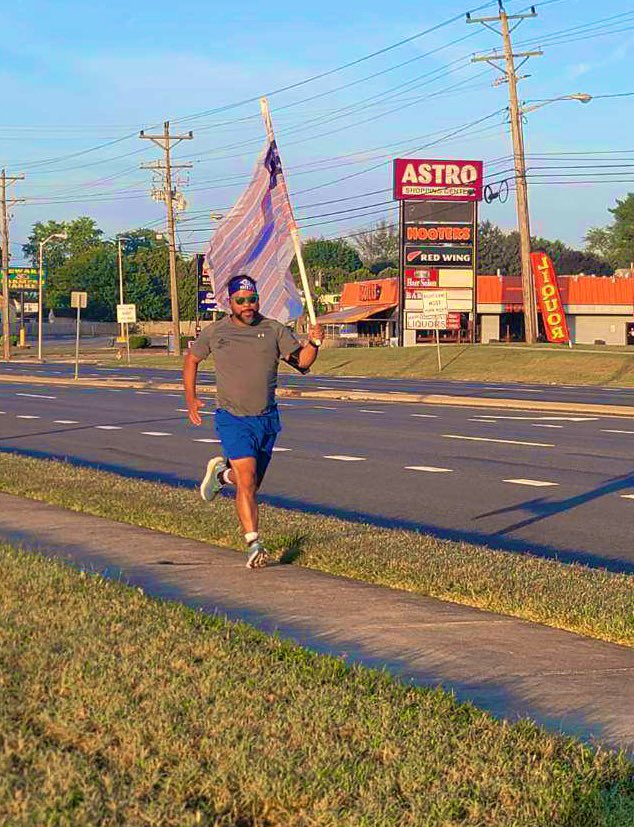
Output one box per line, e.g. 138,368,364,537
200,456,227,502
246,541,269,569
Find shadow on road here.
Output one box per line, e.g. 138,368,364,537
2,446,633,575
475,472,634,537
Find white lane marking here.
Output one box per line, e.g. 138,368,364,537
277,402,295,406
469,418,497,423
194,438,221,443
601,429,634,435
0,411,5,414
165,393,180,398
359,409,385,414
621,494,634,500
443,434,554,448
54,419,79,424
141,431,172,437
177,408,214,416
532,424,564,429
16,415,40,419
95,425,122,430
16,392,57,400
135,391,152,395
411,413,438,419
406,465,452,473
323,455,366,462
473,415,596,422
311,405,337,411
272,447,292,452
504,478,559,487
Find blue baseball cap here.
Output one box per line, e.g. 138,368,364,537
228,274,257,296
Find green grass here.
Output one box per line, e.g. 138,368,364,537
0,451,632,647
91,343,634,386
1,544,633,826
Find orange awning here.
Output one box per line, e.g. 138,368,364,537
317,303,396,324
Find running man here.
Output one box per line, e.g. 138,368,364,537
183,274,323,569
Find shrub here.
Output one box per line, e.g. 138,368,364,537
128,335,151,350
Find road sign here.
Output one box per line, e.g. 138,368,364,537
8,267,46,290
421,290,448,316
117,303,137,324
23,302,39,314
70,291,88,309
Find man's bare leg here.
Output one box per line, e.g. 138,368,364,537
230,457,268,568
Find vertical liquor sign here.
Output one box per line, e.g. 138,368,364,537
393,159,483,346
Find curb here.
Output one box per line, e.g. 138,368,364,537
2,371,634,418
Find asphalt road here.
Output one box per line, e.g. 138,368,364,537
3,358,634,407
1,376,634,572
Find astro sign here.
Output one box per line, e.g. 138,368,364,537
393,159,484,202
530,251,571,344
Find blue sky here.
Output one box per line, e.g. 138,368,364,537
1,0,633,263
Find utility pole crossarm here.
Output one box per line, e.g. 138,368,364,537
472,50,543,62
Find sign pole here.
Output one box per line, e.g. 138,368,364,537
126,321,131,365
398,200,405,347
436,329,442,371
74,304,81,380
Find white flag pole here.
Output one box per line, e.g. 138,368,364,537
259,97,318,331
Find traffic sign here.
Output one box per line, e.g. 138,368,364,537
117,303,137,324
70,291,88,309
23,302,39,314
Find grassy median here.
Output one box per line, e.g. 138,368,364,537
91,343,634,386
0,451,632,647
1,544,633,826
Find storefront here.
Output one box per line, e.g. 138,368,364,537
317,278,398,344
479,274,634,346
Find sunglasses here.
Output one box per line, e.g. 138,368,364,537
233,294,259,305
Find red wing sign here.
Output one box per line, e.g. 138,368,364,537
530,251,571,344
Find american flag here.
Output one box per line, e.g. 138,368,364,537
206,140,304,322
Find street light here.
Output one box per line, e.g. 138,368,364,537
38,232,68,361
520,93,592,115
510,92,592,343
116,236,132,342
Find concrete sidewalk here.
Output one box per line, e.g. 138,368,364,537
1,491,632,753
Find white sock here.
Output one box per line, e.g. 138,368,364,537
245,532,259,546
220,468,233,485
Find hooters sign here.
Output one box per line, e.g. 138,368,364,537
530,252,571,344
393,158,483,201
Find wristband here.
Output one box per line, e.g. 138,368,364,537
308,339,321,348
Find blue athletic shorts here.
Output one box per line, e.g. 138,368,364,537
214,406,281,480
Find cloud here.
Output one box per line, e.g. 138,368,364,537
567,62,591,79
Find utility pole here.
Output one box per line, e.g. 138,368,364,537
0,170,25,361
468,3,542,344
140,121,193,357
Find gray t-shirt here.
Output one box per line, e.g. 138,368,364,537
190,315,302,416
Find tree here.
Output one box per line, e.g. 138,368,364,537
293,238,362,293
477,221,612,275
23,217,105,309
351,220,398,267
585,193,634,269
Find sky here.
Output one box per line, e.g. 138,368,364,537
1,0,633,264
